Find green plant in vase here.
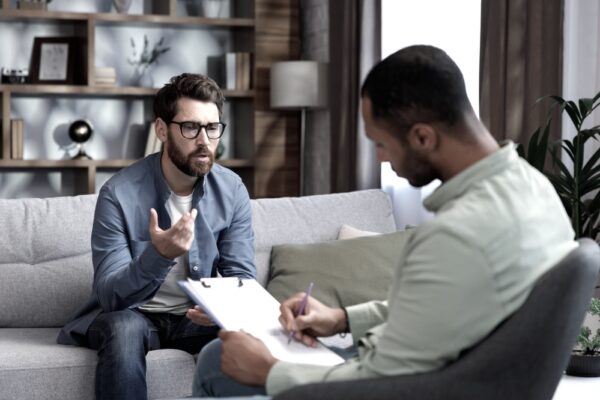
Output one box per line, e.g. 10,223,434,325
128,35,170,87
518,90,600,240
576,298,600,356
566,298,600,376
520,91,600,377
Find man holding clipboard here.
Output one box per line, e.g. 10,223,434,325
191,46,576,398
57,73,256,400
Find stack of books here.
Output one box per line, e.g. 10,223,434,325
227,52,251,90
143,122,162,157
10,119,24,160
208,52,252,90
17,0,49,11
94,67,116,87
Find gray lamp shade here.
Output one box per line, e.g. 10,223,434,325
270,61,328,109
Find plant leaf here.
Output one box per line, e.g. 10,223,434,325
579,98,594,119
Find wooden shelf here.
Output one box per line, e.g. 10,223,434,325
0,9,254,28
0,84,254,98
218,159,254,168
0,159,135,168
0,9,89,22
0,158,253,169
0,0,300,198
94,13,255,28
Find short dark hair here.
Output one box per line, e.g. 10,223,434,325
361,45,473,138
153,73,225,122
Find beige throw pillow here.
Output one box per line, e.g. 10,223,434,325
267,230,407,308
337,224,381,240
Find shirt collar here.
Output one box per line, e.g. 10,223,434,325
423,141,517,212
151,152,207,206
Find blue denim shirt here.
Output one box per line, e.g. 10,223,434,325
57,153,255,346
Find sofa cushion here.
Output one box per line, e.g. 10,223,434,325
0,328,195,400
337,224,381,240
266,230,407,308
0,195,97,328
251,190,396,287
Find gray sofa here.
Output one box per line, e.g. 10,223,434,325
0,189,396,400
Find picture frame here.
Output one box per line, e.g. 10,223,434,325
30,37,85,85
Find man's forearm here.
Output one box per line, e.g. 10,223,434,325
93,244,174,311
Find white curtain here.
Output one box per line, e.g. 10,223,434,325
380,0,481,229
562,0,600,144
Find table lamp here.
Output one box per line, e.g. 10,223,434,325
270,61,328,195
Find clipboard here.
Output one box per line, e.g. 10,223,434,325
178,277,345,366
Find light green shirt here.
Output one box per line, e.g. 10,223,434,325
266,143,577,395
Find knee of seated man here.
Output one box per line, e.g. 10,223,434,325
92,309,152,346
196,338,223,370
193,339,224,396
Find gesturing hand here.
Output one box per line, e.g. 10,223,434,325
149,207,197,259
219,330,277,386
279,293,347,347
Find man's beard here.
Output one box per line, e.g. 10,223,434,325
166,134,214,177
402,151,439,188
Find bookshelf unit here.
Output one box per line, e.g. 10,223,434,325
0,0,300,198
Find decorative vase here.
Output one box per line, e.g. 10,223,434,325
113,0,132,14
131,66,154,87
566,353,600,377
139,72,154,88
201,0,223,18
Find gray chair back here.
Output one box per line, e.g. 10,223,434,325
275,238,600,400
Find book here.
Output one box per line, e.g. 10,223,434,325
225,53,237,90
178,277,345,366
144,121,159,157
10,119,24,160
94,77,116,86
95,67,116,78
208,53,252,90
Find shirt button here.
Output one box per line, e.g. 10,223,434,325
192,265,199,271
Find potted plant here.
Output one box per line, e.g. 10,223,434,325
127,35,170,87
566,298,600,376
518,89,600,240
519,90,600,377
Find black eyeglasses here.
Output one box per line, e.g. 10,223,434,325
168,120,227,140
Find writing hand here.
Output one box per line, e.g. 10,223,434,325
279,293,347,347
219,330,277,386
149,207,198,260
186,305,216,326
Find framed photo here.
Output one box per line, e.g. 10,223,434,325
30,37,84,84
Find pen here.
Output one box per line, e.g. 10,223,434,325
288,282,314,344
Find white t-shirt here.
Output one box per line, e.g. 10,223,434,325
138,192,195,315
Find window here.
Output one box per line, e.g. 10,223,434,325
380,0,481,228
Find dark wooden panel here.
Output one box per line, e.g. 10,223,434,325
254,0,300,198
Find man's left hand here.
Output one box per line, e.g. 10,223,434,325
186,306,215,326
219,330,278,386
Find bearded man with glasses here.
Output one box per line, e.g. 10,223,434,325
57,73,256,400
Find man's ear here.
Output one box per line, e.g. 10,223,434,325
406,123,438,152
155,118,168,143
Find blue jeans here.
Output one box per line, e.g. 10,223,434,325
86,308,218,400
192,338,270,399
192,338,358,399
